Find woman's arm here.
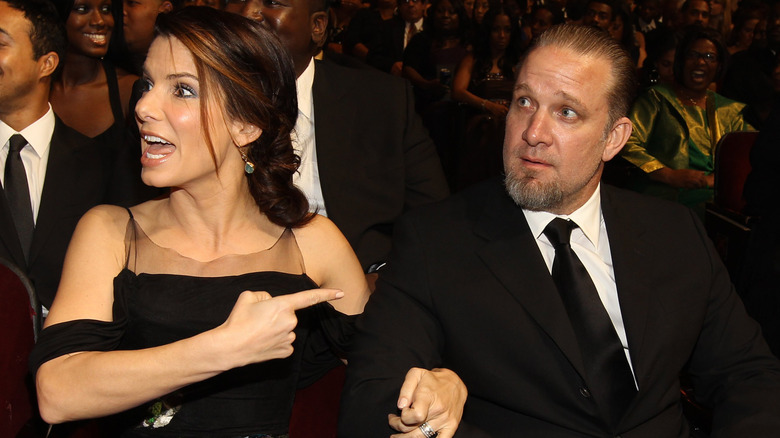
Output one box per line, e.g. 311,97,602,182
37,206,341,423
451,54,508,118
294,215,370,316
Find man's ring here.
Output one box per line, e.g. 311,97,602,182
419,422,437,438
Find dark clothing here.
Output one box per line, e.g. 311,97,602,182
340,179,780,437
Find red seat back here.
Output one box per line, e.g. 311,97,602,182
714,131,759,214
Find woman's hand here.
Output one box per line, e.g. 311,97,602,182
387,367,467,438
214,288,343,370
650,167,712,189
483,100,509,119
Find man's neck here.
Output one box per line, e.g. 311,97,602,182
0,91,50,132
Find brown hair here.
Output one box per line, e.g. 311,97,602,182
523,23,638,126
155,7,313,228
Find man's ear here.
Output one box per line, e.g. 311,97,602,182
159,0,174,13
232,122,263,147
37,52,59,80
310,10,328,48
602,116,632,162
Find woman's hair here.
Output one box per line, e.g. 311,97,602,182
155,7,313,228
425,0,471,44
472,7,521,79
673,26,728,85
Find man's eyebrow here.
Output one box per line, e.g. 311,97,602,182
556,90,585,109
0,27,12,41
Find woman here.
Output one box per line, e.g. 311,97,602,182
51,0,137,141
451,6,520,189
727,6,763,54
32,8,370,436
621,27,752,215
403,0,471,113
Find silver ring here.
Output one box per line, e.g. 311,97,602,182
419,422,437,438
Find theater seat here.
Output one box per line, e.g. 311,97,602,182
289,364,346,438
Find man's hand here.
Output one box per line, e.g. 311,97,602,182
387,367,467,438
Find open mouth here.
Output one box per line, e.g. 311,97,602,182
141,134,176,165
84,33,108,45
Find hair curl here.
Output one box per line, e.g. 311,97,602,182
155,7,313,228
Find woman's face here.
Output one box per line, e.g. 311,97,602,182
682,38,719,92
474,0,489,24
434,0,459,33
609,13,624,41
736,18,761,48
463,0,474,19
135,36,250,188
66,0,114,57
657,48,675,84
530,8,553,38
490,13,512,51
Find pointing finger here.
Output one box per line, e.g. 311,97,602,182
280,288,344,311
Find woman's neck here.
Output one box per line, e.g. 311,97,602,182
59,51,104,87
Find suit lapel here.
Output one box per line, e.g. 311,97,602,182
28,119,75,266
311,61,354,218
601,186,653,391
475,188,587,378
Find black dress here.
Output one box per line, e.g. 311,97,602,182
30,209,354,437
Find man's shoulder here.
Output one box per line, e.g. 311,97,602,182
402,177,510,226
314,58,408,91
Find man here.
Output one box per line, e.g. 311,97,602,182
678,0,709,28
0,0,111,309
225,0,449,283
123,0,177,72
582,0,614,31
368,0,428,75
340,24,780,437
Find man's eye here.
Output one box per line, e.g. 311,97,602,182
561,108,578,119
517,97,531,107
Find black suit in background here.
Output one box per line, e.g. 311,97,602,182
0,117,111,309
339,178,780,437
311,59,449,269
366,16,408,73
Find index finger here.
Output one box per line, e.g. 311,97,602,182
279,288,344,311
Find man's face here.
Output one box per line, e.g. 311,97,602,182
681,0,709,27
0,2,46,116
503,45,629,215
123,0,170,54
225,0,324,76
583,1,613,30
399,0,425,24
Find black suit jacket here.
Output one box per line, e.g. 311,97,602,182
0,117,110,309
339,179,780,437
366,16,408,73
311,59,448,270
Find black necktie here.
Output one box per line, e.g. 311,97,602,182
5,134,34,261
544,218,636,427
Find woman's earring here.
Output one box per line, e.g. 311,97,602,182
239,148,255,174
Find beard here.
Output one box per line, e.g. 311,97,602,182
504,169,564,211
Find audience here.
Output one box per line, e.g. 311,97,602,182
50,0,138,154
122,0,176,73
0,0,112,311
677,0,709,28
366,0,428,75
340,23,780,438
621,27,752,215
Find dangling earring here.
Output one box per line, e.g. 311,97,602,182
239,147,255,174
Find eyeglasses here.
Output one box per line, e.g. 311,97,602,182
686,51,718,64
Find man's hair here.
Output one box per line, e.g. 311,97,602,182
3,0,66,62
522,23,637,126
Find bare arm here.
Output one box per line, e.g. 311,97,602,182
37,207,342,423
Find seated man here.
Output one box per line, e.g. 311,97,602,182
340,24,780,437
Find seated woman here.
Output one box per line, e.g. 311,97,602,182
403,0,471,114
621,27,753,215
451,7,519,189
29,7,460,437
51,0,137,142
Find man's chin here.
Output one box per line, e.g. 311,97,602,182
504,174,562,211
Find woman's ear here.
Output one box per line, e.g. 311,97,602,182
232,122,262,147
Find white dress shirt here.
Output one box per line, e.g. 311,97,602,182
292,58,328,217
0,107,55,224
523,185,637,384
404,18,424,49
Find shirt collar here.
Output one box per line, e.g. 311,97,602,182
296,57,316,121
523,184,603,248
0,105,55,158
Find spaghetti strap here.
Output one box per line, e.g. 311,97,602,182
102,59,125,126
123,207,136,270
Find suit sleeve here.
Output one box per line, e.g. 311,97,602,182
338,212,446,436
683,207,780,436
400,79,450,209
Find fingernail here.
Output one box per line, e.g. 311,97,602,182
335,291,345,298
397,397,408,409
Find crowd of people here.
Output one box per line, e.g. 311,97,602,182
2,0,780,436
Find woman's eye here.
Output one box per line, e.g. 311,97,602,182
174,84,197,98
140,78,153,93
